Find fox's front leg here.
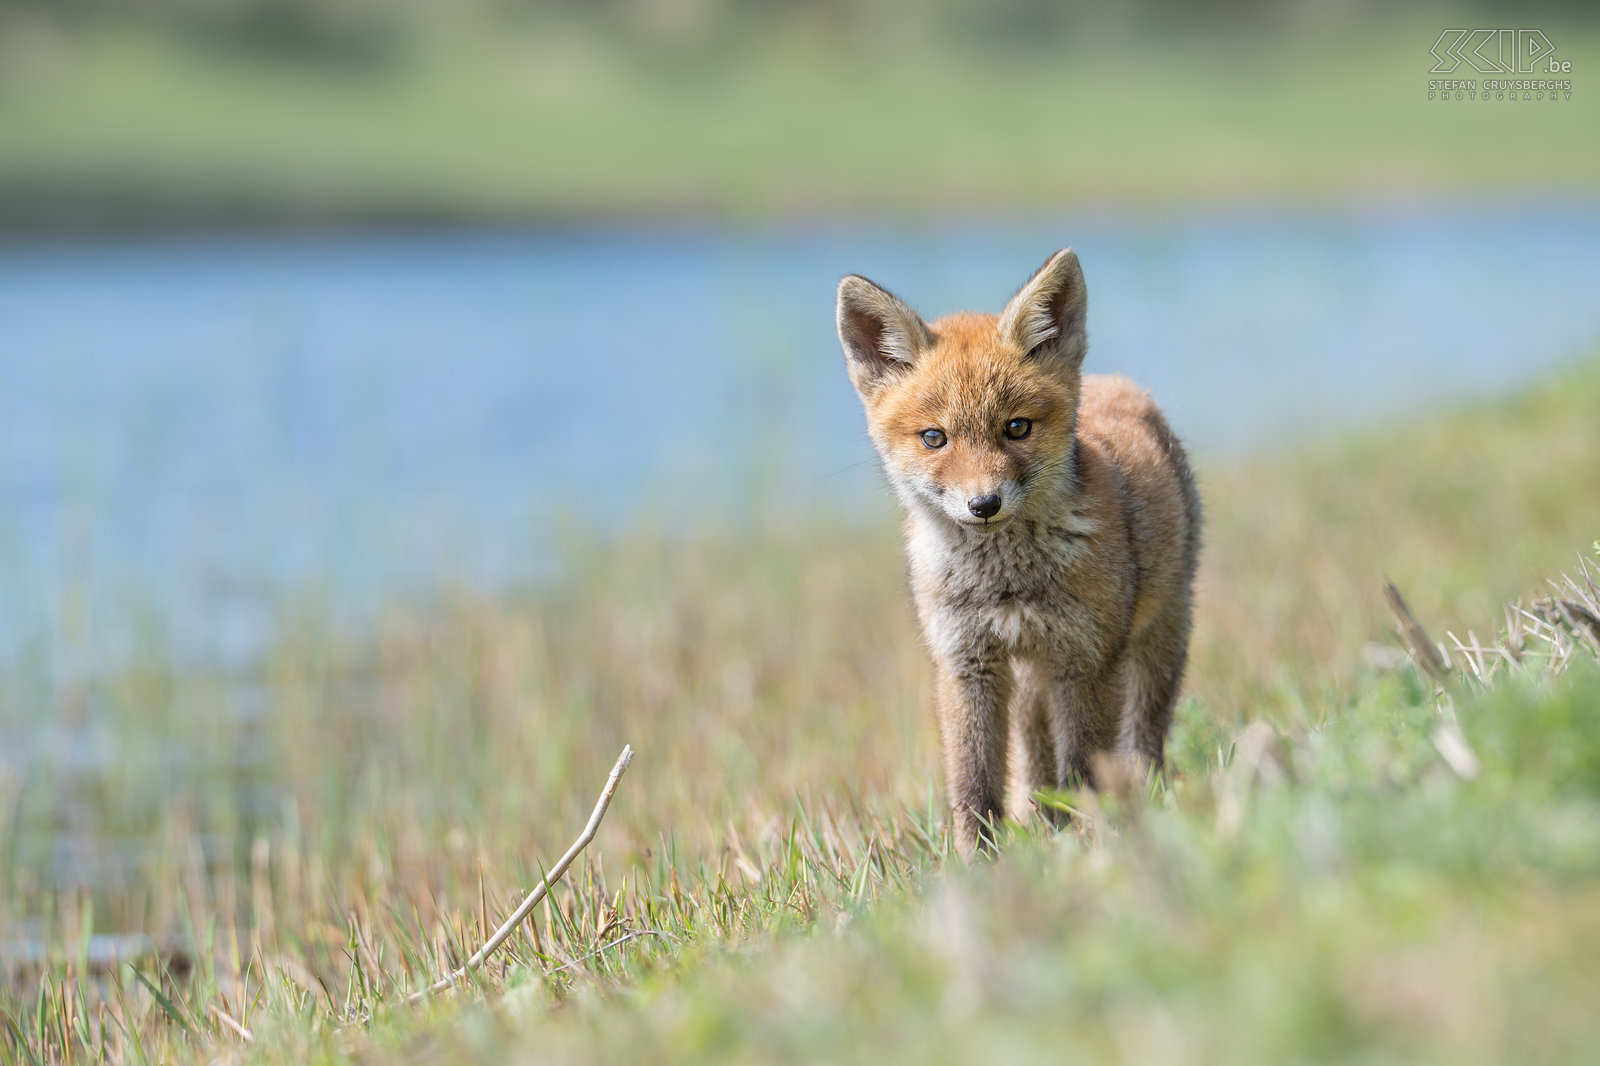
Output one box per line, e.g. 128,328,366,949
1048,663,1125,793
1010,658,1063,826
933,639,1013,860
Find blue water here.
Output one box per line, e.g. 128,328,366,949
3,206,1600,655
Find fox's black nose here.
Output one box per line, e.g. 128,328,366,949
967,494,1002,519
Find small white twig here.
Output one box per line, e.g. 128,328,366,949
407,745,635,1004
1431,722,1481,781
208,1003,254,1043
543,928,681,977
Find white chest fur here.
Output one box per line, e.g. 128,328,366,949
906,509,1100,660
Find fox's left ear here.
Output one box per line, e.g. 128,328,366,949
998,248,1088,370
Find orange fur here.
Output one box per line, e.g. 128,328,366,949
837,249,1201,858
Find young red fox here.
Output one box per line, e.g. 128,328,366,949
836,249,1201,858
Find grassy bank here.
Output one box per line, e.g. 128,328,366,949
2,12,1599,231
2,359,1599,1063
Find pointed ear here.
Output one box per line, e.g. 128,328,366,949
998,248,1087,369
836,274,932,399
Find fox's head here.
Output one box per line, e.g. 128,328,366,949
837,248,1088,530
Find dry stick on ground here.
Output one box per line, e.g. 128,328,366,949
1384,580,1481,779
406,745,635,1004
1383,579,1451,685
208,1003,254,1044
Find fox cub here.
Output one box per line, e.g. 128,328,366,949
836,249,1201,858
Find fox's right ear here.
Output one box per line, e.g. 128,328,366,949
999,248,1088,371
836,275,932,398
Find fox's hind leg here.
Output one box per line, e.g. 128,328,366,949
1122,600,1193,770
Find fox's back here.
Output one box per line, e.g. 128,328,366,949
1076,374,1202,633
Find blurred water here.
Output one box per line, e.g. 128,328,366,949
3,205,1600,654
3,204,1600,908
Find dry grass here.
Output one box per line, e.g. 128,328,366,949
2,358,1598,1064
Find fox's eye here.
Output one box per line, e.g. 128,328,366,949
920,429,947,449
1004,418,1032,440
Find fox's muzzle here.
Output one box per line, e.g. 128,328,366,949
967,494,1002,519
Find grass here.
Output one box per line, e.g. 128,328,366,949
2,357,1599,1064
2,10,1599,229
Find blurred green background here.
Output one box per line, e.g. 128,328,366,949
1,0,1597,230
5,3,1600,1064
